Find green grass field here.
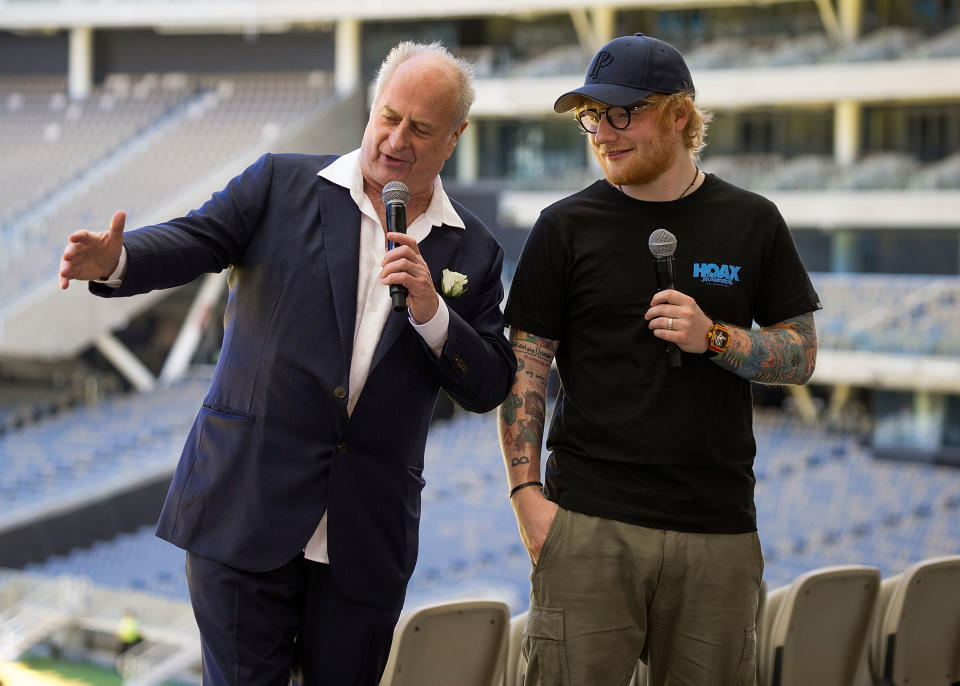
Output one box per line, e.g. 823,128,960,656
0,656,189,685
0,656,121,685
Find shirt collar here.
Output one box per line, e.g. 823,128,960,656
318,149,465,230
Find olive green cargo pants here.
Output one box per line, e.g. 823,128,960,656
522,508,763,686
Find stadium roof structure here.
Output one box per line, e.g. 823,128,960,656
1,0,811,30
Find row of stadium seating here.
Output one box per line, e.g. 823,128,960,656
1,74,189,226
462,150,960,192
684,24,960,67
701,151,960,191
0,385,73,433
0,373,208,520
359,555,960,685
811,273,960,355
462,23,960,79
0,70,335,309
19,405,960,618
6,555,957,685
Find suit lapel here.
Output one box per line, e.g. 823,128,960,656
316,183,360,368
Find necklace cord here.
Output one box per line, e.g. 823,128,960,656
677,165,699,200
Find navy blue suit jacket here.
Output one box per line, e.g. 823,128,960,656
92,153,515,610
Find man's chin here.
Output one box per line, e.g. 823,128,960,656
601,158,670,187
604,168,657,187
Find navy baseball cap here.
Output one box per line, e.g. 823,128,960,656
554,33,695,113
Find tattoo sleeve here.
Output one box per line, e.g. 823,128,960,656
497,327,559,488
712,312,818,385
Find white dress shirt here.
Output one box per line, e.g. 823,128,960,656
304,149,464,562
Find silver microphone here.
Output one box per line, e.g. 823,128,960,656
648,229,682,368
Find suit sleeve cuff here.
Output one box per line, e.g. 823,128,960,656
93,245,128,288
410,297,449,358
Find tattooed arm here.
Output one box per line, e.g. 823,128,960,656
711,313,817,384
645,289,818,385
497,326,559,563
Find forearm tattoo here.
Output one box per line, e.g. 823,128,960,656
713,313,818,385
498,329,558,480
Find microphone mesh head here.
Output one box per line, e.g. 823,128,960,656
381,180,410,207
648,228,677,258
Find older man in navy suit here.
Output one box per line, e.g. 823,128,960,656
57,41,515,685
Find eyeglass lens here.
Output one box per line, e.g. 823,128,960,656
578,106,633,133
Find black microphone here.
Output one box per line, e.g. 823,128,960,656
648,228,682,368
382,181,410,312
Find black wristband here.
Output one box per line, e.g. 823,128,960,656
509,480,543,498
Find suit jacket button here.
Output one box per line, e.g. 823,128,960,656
452,354,468,372
333,386,347,399
336,442,347,453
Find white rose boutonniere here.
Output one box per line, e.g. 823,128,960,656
440,268,468,297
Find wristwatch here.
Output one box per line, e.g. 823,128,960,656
705,321,730,357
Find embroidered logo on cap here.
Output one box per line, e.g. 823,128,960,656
589,51,615,80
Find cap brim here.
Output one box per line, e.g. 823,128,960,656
553,83,655,113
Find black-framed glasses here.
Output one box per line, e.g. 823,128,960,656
575,102,656,134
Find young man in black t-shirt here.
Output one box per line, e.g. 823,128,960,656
498,34,821,685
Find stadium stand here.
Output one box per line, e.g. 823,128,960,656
0,372,209,530
0,71,334,310
699,153,960,192
0,74,188,227
1,0,959,683
811,273,960,356
14,404,960,606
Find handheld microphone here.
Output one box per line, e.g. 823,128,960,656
648,228,682,368
381,181,410,312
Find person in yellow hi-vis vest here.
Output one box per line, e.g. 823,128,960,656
115,609,142,656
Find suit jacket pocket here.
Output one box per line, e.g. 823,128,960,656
200,402,256,422
173,404,257,542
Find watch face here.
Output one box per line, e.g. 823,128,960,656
713,327,728,350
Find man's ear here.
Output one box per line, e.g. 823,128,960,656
448,120,469,156
673,99,692,133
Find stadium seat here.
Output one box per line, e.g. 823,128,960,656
505,610,527,686
759,565,880,686
379,599,509,686
867,555,960,686
628,660,648,686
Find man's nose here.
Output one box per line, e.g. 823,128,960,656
593,115,618,143
389,122,411,150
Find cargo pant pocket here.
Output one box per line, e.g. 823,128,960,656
522,605,571,686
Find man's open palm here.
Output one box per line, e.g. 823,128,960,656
59,210,126,289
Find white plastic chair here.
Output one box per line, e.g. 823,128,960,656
868,555,960,686
628,660,648,686
504,610,528,686
758,565,880,686
379,599,509,686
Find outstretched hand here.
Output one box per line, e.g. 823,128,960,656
59,210,126,290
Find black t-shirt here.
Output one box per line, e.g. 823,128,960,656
505,174,822,533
